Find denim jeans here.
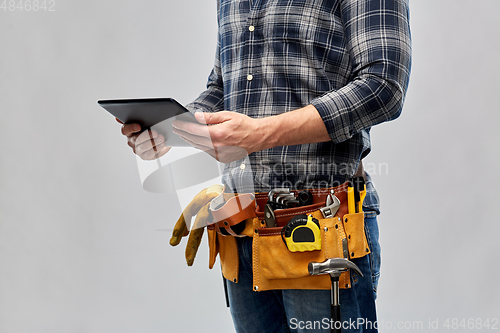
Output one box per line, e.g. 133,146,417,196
226,213,381,333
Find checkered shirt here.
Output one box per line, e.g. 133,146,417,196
186,0,412,213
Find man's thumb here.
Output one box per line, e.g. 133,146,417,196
195,111,229,125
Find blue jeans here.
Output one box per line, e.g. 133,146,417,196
226,213,381,333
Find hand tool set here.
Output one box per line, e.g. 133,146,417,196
263,177,366,333
170,177,368,332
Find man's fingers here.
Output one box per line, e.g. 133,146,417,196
141,145,171,161
121,125,161,144
195,111,231,125
138,142,167,160
173,129,214,150
135,129,161,145
137,143,172,161
173,129,212,150
172,120,211,139
118,122,171,160
135,132,165,154
176,135,218,159
121,123,142,137
157,146,171,157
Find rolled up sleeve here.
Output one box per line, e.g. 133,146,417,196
311,0,412,143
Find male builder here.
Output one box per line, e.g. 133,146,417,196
119,0,411,332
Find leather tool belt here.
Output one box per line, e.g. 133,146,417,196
206,181,370,292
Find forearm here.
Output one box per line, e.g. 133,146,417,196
256,105,330,150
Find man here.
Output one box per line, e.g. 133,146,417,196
120,0,411,331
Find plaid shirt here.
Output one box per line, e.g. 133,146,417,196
187,0,412,213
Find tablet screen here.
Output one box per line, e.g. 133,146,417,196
98,98,197,147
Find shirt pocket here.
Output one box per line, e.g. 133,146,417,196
262,0,327,42
219,0,249,37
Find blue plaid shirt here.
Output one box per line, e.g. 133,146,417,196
187,0,412,213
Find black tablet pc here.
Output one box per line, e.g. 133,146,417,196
98,98,197,147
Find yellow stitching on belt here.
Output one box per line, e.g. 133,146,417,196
323,221,329,259
253,221,260,290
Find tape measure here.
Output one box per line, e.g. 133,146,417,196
281,214,322,252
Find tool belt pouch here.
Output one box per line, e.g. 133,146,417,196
252,210,370,292
206,185,371,291
207,225,241,282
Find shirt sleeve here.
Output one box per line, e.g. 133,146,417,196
310,0,412,144
185,2,225,114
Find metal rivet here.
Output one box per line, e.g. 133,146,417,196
345,218,348,223
224,221,229,226
366,248,369,253
260,221,265,225
335,224,338,229
233,278,237,283
351,252,355,257
345,284,349,288
337,217,341,221
348,235,351,239
324,227,328,232
254,286,259,291
254,229,258,233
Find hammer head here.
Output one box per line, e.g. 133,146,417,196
308,258,363,278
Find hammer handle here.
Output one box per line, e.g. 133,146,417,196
331,304,341,333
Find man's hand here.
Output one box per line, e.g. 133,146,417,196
172,111,268,163
117,119,171,160
171,106,330,162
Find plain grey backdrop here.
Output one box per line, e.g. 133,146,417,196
1,0,499,332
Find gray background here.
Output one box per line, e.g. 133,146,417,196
1,0,499,332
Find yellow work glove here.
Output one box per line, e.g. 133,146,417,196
170,185,224,266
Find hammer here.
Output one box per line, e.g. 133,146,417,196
309,258,363,333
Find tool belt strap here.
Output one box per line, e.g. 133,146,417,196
208,161,363,234
208,182,350,237
255,183,349,228
209,192,257,237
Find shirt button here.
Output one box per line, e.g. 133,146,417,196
249,25,255,32
247,74,253,81
240,163,246,170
